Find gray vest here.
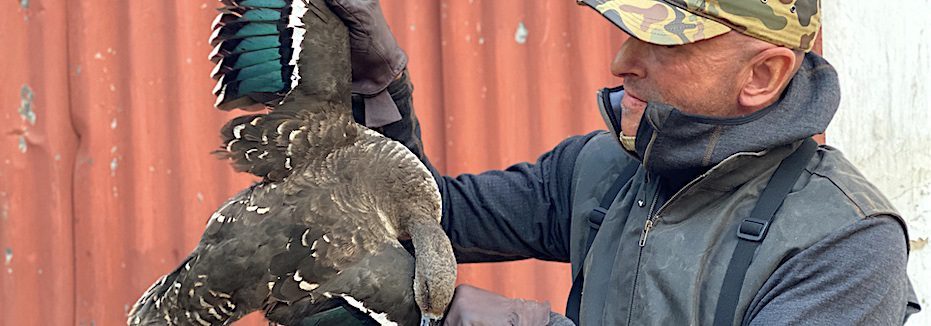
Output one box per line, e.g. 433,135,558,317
568,133,903,325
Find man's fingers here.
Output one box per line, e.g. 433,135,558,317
444,285,552,326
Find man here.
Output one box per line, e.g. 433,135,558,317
319,0,921,324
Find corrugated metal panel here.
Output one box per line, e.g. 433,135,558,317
1,1,78,325
64,1,261,324
0,0,821,325
3,0,259,324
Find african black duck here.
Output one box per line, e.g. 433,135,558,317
127,0,456,324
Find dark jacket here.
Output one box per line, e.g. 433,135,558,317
360,54,921,325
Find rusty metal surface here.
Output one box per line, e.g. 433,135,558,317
1,1,78,325
1,0,820,325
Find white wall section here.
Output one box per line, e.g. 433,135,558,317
823,1,931,324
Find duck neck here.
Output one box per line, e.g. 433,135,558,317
408,219,457,319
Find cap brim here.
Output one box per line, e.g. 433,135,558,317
578,0,731,46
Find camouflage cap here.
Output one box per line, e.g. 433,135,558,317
578,0,821,52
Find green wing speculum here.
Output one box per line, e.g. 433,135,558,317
210,0,311,110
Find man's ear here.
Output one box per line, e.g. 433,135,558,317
737,47,799,111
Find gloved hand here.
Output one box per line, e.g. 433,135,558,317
352,70,429,163
326,0,407,127
443,285,552,326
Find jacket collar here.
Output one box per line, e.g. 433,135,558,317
595,53,839,187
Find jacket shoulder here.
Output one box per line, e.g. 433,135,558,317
803,145,901,219
749,145,906,262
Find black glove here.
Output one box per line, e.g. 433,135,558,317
326,0,407,127
352,70,429,163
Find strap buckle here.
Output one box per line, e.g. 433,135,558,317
737,218,769,242
588,208,607,230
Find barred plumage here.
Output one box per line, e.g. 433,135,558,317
128,0,455,325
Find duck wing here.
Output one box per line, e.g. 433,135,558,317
211,0,353,182
129,179,420,326
128,183,294,325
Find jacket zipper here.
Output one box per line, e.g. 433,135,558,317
638,216,658,247
636,154,745,246
627,186,660,325
624,150,766,324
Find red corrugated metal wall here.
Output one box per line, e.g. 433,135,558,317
0,0,820,325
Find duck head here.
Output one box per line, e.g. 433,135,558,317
409,219,457,325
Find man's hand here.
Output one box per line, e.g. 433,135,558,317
443,285,552,326
325,0,407,127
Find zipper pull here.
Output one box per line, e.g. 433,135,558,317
639,218,654,247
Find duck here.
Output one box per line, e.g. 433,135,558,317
127,0,457,325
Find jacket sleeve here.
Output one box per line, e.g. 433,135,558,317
353,71,601,263
744,216,921,325
435,133,599,263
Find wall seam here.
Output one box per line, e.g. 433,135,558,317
63,0,80,323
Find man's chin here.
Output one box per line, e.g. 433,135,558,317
620,93,647,134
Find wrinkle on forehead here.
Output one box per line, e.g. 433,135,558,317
714,31,771,58
670,31,758,75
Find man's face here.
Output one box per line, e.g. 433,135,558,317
612,32,753,136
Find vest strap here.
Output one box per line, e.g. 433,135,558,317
565,162,639,324
712,138,818,326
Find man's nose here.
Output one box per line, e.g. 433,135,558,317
611,37,647,81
